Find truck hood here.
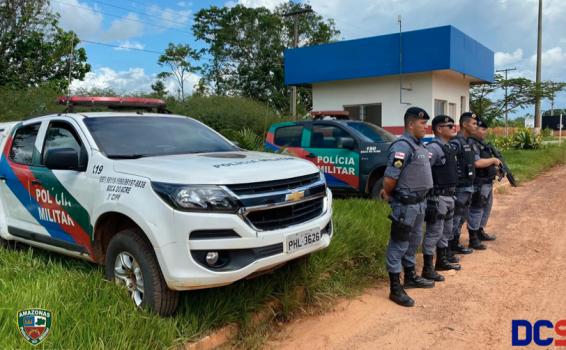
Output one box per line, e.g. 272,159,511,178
113,151,319,184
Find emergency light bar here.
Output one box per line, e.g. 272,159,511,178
310,110,350,120
57,96,168,113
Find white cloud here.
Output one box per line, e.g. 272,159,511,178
50,0,143,41
147,5,192,30
530,46,566,66
70,67,200,97
229,0,286,10
114,41,145,51
495,49,524,68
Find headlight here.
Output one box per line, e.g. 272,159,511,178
152,182,239,213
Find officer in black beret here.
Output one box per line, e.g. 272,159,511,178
380,106,435,307
467,117,498,243
422,115,462,283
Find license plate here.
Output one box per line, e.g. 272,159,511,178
286,228,322,254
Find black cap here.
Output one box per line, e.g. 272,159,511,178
477,117,489,128
432,114,455,129
405,107,430,120
460,112,477,120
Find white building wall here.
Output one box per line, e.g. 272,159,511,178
312,73,433,128
311,70,473,129
431,70,471,122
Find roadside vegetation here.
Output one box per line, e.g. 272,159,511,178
2,143,566,349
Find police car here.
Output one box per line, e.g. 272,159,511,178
0,97,333,316
265,111,396,198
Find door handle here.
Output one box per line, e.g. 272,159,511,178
306,153,316,158
31,179,42,185
0,175,5,181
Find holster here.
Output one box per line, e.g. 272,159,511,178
388,214,412,242
470,191,487,209
424,199,439,224
454,195,470,215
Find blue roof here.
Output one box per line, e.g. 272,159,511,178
284,26,494,85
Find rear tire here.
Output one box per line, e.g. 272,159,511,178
370,177,385,200
104,228,179,316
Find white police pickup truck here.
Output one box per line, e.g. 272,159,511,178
0,97,333,316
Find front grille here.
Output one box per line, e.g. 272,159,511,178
246,197,324,230
227,172,320,196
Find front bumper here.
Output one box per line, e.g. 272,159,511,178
156,188,333,291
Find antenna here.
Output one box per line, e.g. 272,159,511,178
398,15,411,105
66,32,75,105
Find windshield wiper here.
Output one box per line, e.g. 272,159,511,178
107,154,150,159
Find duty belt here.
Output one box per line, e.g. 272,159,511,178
394,193,428,205
432,187,456,196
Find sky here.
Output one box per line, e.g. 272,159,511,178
51,0,566,116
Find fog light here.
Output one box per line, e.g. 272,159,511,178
205,251,219,266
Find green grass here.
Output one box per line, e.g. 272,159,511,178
2,144,565,349
0,199,390,349
502,142,566,183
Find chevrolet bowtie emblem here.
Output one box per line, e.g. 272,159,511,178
286,191,305,202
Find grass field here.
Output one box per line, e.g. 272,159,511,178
1,144,565,349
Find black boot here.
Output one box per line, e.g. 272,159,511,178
404,266,435,289
468,229,487,250
422,254,445,282
446,245,460,263
435,247,461,271
450,236,473,254
389,272,414,307
478,227,496,241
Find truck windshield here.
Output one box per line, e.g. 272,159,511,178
84,116,238,158
346,122,396,143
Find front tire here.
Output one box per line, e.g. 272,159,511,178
104,228,179,316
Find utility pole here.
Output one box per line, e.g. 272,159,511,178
283,5,313,119
534,0,543,132
398,15,411,105
66,32,76,103
496,67,516,136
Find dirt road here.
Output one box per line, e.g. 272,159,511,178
267,166,566,349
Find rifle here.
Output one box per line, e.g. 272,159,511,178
486,143,518,187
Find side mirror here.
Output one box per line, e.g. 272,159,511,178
45,148,80,171
339,137,355,150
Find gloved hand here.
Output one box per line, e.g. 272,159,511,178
425,198,439,224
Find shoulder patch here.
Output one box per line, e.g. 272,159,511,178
394,152,405,160
394,159,404,168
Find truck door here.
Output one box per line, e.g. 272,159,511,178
26,119,94,255
304,123,360,190
0,122,42,233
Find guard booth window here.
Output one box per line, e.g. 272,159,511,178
273,125,303,147
343,103,382,126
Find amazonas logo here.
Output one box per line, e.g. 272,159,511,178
17,308,52,346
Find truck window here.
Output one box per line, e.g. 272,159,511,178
9,123,41,165
310,125,351,149
42,121,86,167
274,125,303,147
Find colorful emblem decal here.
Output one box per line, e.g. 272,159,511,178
17,308,52,346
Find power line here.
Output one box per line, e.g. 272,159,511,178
80,39,164,55
52,0,193,35
92,0,191,28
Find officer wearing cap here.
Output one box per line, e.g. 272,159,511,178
380,107,435,307
422,115,462,283
450,112,501,253
467,117,498,243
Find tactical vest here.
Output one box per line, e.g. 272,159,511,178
452,134,476,187
391,138,433,193
470,137,497,183
428,141,458,190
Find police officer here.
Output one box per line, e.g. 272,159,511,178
380,107,435,307
450,112,501,253
422,115,461,282
467,118,497,243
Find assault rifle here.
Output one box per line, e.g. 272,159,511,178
486,143,517,187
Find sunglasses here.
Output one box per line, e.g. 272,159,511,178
438,124,455,129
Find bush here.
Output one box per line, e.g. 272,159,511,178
229,128,264,151
541,128,553,138
512,127,542,150
169,96,284,137
0,85,62,121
